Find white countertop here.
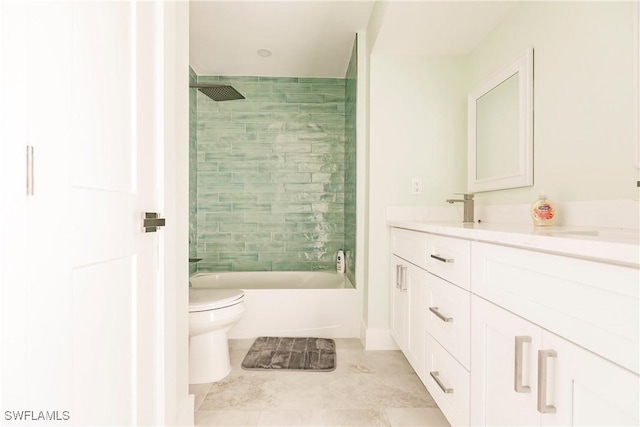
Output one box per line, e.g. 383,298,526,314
387,220,640,268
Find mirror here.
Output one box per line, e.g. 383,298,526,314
468,47,533,192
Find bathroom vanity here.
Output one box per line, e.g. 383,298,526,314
388,221,639,427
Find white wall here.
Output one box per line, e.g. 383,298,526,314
365,54,467,346
468,1,639,206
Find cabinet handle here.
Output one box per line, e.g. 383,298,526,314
401,266,408,292
537,349,557,414
429,371,454,394
514,336,531,393
428,307,453,323
395,264,401,289
430,254,454,263
26,146,34,196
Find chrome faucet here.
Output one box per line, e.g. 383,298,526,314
446,193,475,223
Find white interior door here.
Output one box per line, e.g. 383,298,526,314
0,1,167,425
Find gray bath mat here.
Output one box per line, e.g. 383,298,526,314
241,337,336,372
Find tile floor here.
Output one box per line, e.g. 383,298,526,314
190,339,450,426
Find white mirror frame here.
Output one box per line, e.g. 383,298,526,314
468,47,533,192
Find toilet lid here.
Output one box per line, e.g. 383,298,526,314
189,288,244,312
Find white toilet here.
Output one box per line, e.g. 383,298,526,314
188,287,245,384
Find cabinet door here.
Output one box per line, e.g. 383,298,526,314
390,255,408,351
471,296,542,426
406,263,428,381
540,332,639,426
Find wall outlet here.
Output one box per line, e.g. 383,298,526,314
411,177,422,195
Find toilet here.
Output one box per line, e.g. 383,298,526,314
188,287,245,384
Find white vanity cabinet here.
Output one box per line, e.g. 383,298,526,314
470,241,639,426
390,229,428,381
389,222,639,427
391,227,472,426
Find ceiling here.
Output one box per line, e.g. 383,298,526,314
189,1,518,78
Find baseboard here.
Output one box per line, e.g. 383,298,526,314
360,321,399,350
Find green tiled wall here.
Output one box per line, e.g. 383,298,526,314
193,75,348,272
344,37,357,284
189,67,198,276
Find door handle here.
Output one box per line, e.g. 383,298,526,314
537,349,557,413
142,212,166,233
514,336,531,393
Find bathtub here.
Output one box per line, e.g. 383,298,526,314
189,271,360,339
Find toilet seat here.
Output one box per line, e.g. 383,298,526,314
189,288,244,312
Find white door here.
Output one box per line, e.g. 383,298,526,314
0,1,167,425
390,255,407,351
405,263,427,380
470,296,542,426
540,331,639,427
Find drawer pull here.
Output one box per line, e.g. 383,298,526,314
429,306,453,323
429,371,454,394
430,254,454,263
401,266,408,292
514,336,531,393
537,349,557,414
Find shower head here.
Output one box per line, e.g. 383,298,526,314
189,84,245,102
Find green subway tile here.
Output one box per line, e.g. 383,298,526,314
232,112,273,122
219,163,258,173
259,76,299,83
297,133,339,143
311,173,332,183
324,93,346,103
200,241,245,253
232,203,271,212
298,104,339,113
258,162,298,173
219,252,259,262
270,203,312,213
196,263,233,272
218,133,259,144
198,172,233,183
219,223,258,233
231,232,272,242
219,193,258,203
204,153,245,162
300,77,344,85
242,93,286,102
283,183,325,193
196,232,230,243
232,172,271,183
218,102,260,112
218,76,260,83
196,76,221,83
244,213,286,223
271,172,311,183
272,142,311,153
272,83,312,93
285,93,324,103
231,142,273,155
269,113,313,123
246,242,284,252
285,123,326,133
244,183,285,193
259,103,300,113
258,223,299,233
246,123,286,133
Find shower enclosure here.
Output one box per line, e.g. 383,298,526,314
189,39,357,284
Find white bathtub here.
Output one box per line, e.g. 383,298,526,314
189,271,360,339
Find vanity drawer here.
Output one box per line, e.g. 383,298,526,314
426,234,471,289
472,241,640,374
391,228,428,269
425,273,470,369
424,333,470,427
